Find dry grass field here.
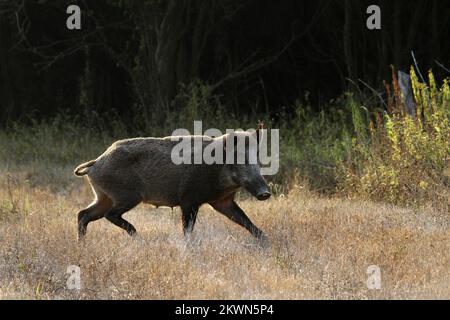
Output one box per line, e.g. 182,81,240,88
0,168,448,300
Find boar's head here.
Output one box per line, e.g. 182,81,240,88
223,127,271,201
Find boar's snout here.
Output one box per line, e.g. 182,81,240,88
229,160,271,201
256,191,271,201
242,178,271,201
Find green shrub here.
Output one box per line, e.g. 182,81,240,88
278,99,353,193
339,69,450,208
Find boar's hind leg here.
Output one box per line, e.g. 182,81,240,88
104,200,140,236
78,194,113,241
181,204,199,236
211,197,265,240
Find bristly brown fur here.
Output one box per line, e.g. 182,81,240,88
75,131,271,242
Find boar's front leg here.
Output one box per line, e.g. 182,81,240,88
181,204,199,236
210,196,266,241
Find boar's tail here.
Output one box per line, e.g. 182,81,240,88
74,160,96,177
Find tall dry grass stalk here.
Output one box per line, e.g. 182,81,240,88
0,175,448,299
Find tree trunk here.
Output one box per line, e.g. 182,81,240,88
343,0,356,81
154,0,216,108
393,1,402,68
155,0,189,107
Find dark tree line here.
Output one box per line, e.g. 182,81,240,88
0,0,449,125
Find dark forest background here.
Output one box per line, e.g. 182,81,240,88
0,0,449,126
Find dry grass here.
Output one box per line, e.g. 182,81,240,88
0,171,448,300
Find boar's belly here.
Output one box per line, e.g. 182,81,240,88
141,190,180,208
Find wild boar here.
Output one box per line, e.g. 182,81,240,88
74,127,271,242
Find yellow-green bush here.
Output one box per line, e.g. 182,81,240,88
339,69,450,208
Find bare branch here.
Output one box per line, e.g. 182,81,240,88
435,60,450,74
411,50,426,84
